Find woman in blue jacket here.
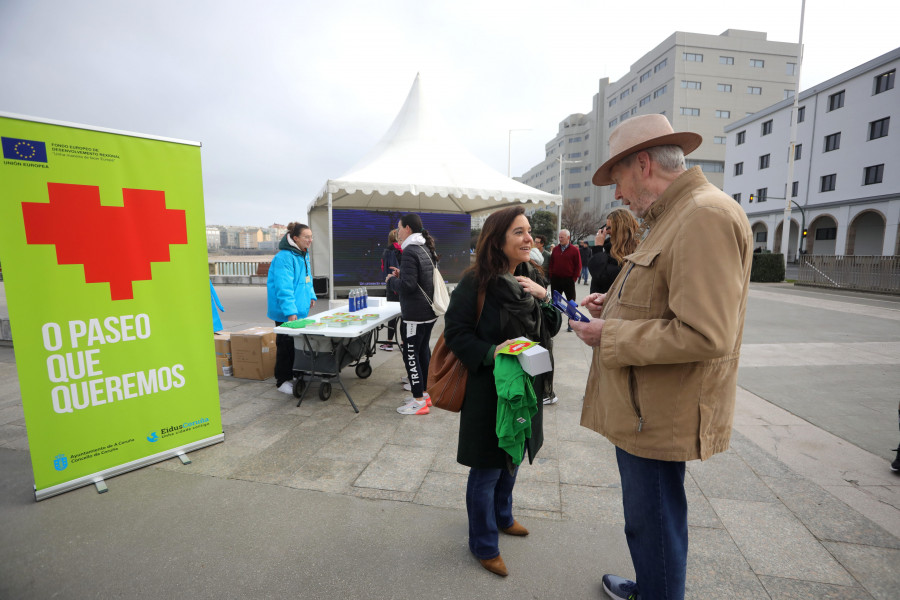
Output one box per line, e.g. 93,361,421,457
267,222,316,394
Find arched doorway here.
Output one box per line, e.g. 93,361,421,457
847,210,886,255
773,219,799,261
807,215,838,256
751,222,768,251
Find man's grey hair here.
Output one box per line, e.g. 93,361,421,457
559,229,570,236
620,144,685,173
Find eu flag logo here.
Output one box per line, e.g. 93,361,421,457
2,136,48,163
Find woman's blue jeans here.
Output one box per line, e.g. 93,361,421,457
466,466,518,560
615,446,687,600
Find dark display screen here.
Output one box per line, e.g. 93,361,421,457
331,208,471,287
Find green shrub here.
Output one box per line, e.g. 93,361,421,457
751,253,785,282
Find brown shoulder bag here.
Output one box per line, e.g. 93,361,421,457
426,291,485,412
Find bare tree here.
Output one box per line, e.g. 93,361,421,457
561,199,604,243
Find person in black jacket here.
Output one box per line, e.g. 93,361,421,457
588,209,640,295
443,205,562,577
385,213,439,415
379,228,402,351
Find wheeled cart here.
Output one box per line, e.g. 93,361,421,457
274,302,402,413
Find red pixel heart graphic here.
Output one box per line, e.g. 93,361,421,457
22,183,188,300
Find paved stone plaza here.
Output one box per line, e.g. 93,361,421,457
1,282,898,599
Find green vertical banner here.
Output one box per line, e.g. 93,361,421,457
0,114,223,500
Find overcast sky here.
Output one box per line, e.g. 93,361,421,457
1,0,897,226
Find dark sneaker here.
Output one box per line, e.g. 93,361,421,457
891,446,900,472
602,574,640,600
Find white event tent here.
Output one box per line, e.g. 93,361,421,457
306,73,561,298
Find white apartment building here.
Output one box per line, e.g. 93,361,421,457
521,29,800,220
724,47,899,259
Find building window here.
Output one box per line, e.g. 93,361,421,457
791,181,799,197
750,59,765,68
755,188,767,202
736,130,746,145
714,136,726,144
794,144,802,160
720,56,734,65
715,110,731,119
869,117,890,140
747,86,762,95
786,62,797,75
620,88,630,100
654,58,668,72
717,83,732,93
568,152,582,158
756,231,768,243
824,132,841,152
681,80,701,89
820,174,836,192
761,120,773,135
873,69,895,94
569,167,582,174
609,97,617,107
640,71,651,83
640,95,651,106
630,107,637,115
680,107,700,116
683,52,703,62
816,227,837,241
797,106,806,123
568,136,582,143
609,118,617,128
685,159,724,173
568,183,582,189
733,193,742,203
864,164,884,185
759,154,770,169
784,89,795,99
653,85,667,98
734,162,743,176
828,90,845,111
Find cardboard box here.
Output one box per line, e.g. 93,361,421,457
214,332,233,376
507,338,552,376
231,327,276,380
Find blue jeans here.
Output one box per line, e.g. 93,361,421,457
581,266,589,283
466,467,518,559
616,447,687,600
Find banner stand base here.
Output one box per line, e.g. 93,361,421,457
93,478,108,494
177,452,192,465
34,433,224,501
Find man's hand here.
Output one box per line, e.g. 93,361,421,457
581,293,606,318
570,318,604,347
287,314,298,322
310,299,316,309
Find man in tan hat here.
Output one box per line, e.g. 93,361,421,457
570,114,752,600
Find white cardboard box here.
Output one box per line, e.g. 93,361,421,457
512,338,552,376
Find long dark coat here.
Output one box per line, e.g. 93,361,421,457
444,268,561,469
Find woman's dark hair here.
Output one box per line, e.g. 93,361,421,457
471,205,532,291
287,222,310,238
400,213,439,262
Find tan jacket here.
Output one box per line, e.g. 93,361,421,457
580,168,752,461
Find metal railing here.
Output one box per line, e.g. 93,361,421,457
797,255,900,294
209,261,270,277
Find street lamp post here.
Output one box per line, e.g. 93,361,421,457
780,0,806,268
557,156,584,231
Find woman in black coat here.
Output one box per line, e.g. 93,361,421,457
443,205,561,577
588,209,640,295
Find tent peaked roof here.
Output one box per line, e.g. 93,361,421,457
310,73,560,214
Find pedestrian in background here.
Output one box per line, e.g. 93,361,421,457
533,234,551,267
380,228,402,351
588,209,639,295
443,205,561,578
385,213,438,415
267,222,317,395
578,240,592,285
547,228,581,332
572,114,752,600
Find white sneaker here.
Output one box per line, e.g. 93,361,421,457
397,400,429,415
399,393,431,407
403,383,411,391
542,395,558,405
379,344,393,351
277,381,295,395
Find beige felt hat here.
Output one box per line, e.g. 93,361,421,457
592,114,702,186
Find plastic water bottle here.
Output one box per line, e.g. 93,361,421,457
349,289,357,312
362,287,368,309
